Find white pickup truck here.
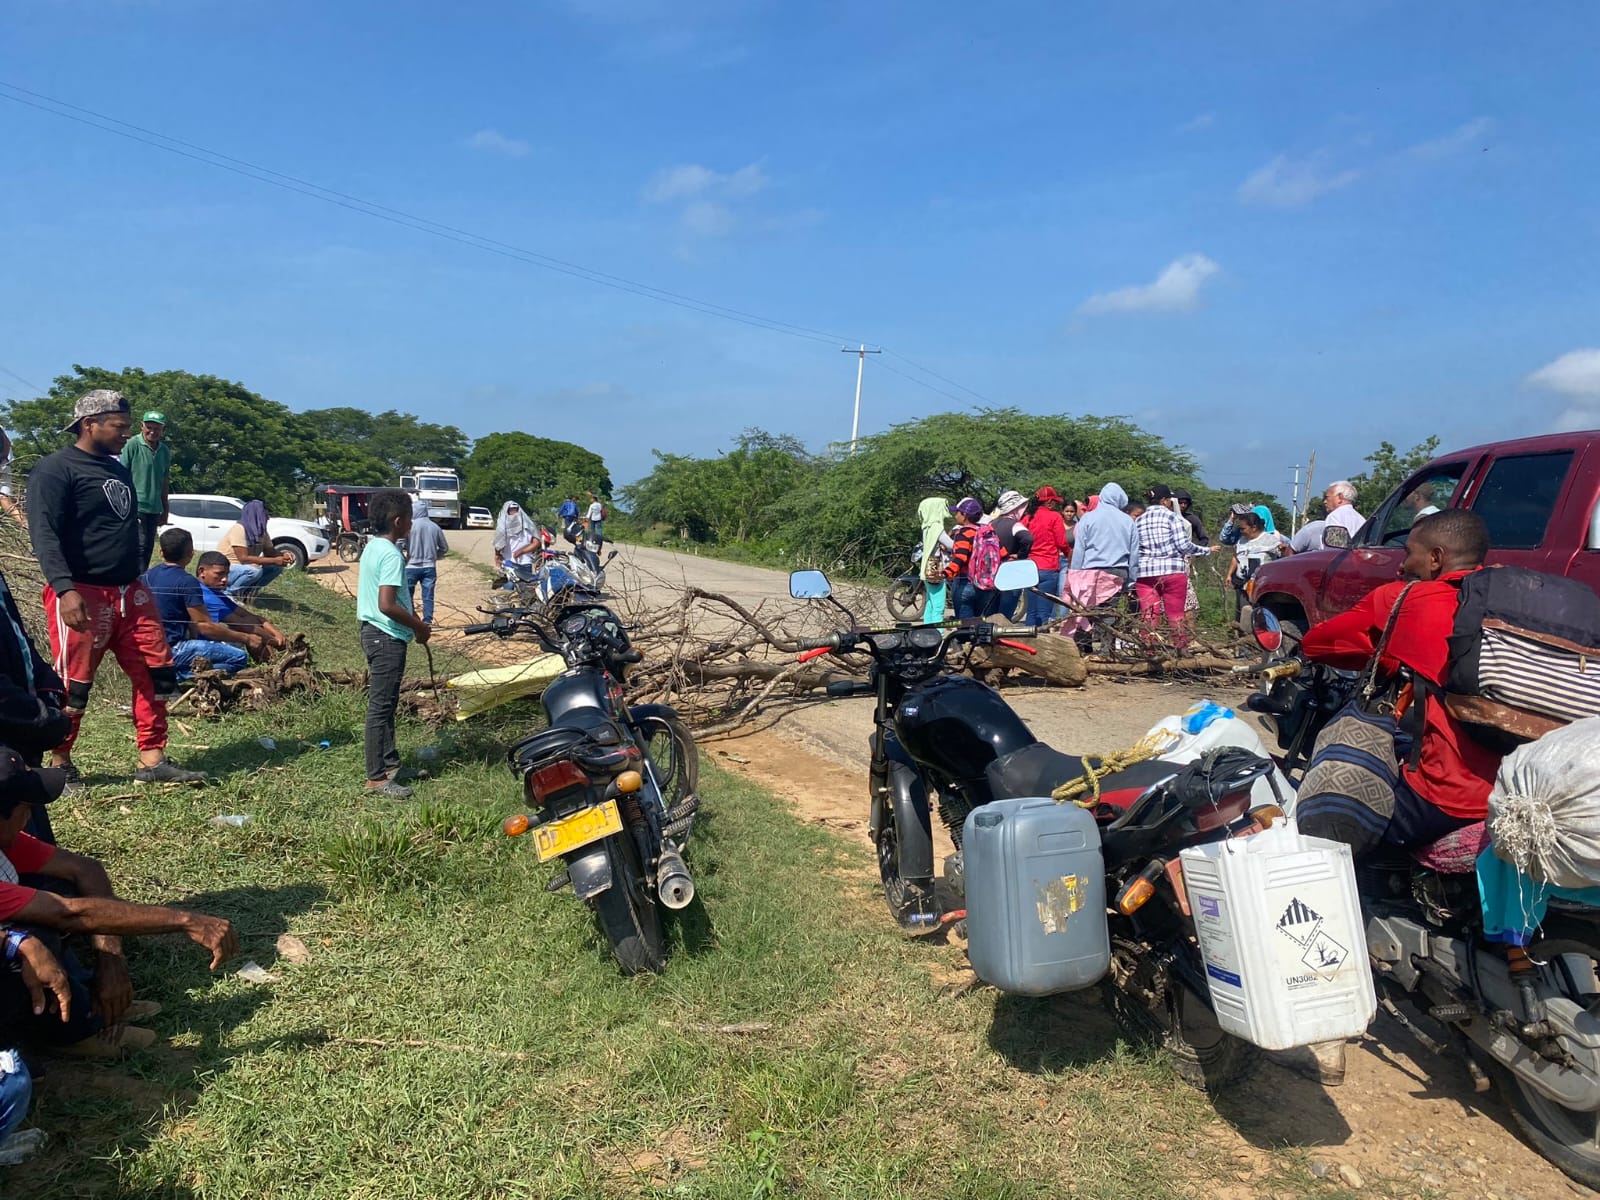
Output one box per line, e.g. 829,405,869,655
161,494,332,570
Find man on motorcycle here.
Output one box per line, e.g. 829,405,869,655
1296,508,1499,854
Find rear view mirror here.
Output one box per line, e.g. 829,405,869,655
1322,526,1352,549
789,570,832,600
1252,606,1283,653
992,559,1040,591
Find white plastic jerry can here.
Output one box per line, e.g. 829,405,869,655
1179,820,1376,1050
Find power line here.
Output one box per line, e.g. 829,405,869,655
0,365,45,394
882,349,992,406
0,80,995,414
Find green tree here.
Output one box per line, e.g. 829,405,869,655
460,432,611,517
621,429,819,544
296,407,469,477
1347,436,1441,515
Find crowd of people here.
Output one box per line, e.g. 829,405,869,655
919,480,1366,651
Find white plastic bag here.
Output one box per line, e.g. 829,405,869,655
1489,717,1600,889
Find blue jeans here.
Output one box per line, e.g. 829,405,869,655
953,579,999,620
0,1051,30,1142
1026,569,1063,627
226,563,282,598
171,639,250,678
589,521,603,544
405,565,437,623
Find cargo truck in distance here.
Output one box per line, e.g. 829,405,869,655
399,466,462,529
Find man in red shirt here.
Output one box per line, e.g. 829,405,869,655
1298,509,1498,851
0,747,237,1056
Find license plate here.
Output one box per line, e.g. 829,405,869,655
533,800,623,863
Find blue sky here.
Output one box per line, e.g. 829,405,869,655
3,1,1598,505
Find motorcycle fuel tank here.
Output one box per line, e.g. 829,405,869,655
893,674,1036,781
543,671,613,723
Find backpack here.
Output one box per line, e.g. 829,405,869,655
1441,566,1600,750
968,524,1004,590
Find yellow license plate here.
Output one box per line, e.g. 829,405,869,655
533,800,624,863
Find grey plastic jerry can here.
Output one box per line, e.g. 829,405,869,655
964,796,1111,996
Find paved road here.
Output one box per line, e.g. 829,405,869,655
451,529,802,612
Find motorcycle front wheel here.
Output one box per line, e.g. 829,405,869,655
885,579,925,623
1106,946,1258,1090
1491,921,1600,1190
591,833,666,975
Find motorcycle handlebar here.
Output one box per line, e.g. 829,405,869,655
796,635,841,652
463,622,497,635
617,648,644,664
797,646,833,663
825,680,875,699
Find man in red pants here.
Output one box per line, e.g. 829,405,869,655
26,390,202,789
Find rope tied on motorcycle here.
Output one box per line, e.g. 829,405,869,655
1051,730,1179,806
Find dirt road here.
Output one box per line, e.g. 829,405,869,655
307,539,1593,1199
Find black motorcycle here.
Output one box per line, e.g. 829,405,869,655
791,562,1282,1086
1245,609,1600,1188
464,602,699,975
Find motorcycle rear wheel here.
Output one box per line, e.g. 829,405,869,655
637,712,700,841
1106,953,1258,1090
885,580,925,623
1490,924,1600,1190
591,833,666,975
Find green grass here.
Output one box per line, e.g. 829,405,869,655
14,572,1320,1198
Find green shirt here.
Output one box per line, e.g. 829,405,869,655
356,536,413,642
119,436,172,515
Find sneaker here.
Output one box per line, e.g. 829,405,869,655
54,1025,157,1058
127,999,162,1021
0,1128,48,1166
57,762,85,796
364,780,413,799
134,760,206,785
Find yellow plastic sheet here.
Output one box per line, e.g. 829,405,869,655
446,654,564,719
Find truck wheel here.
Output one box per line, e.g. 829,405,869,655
273,539,308,571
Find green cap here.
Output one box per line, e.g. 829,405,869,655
142,410,166,424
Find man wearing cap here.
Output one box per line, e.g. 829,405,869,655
26,390,201,788
119,410,172,569
0,746,238,1056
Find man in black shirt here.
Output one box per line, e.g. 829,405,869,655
26,390,201,788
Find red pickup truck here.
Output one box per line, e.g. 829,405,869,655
1249,431,1600,635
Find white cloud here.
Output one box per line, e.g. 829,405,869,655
642,160,770,238
1077,254,1221,316
1406,116,1495,161
1237,152,1360,208
1527,349,1600,431
465,129,531,158
1177,111,1215,134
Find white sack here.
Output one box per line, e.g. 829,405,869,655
1488,716,1600,889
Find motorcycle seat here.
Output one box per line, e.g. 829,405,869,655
507,712,629,776
986,742,1181,809
1410,821,1489,875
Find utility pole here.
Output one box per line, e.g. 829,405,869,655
1289,464,1301,535
842,344,881,453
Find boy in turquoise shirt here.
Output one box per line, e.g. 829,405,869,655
356,491,431,798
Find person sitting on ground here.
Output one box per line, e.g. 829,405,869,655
0,561,71,845
192,553,287,665
220,500,293,601
144,532,278,679
0,1039,45,1166
401,498,448,625
0,746,238,1057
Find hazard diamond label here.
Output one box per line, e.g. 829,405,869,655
1302,929,1349,980
1276,896,1323,947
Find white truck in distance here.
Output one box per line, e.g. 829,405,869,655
399,466,462,529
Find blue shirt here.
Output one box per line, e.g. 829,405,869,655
559,499,579,521
200,583,237,624
144,563,205,645
357,536,413,642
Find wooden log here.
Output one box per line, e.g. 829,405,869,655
970,633,1087,687
1086,656,1238,675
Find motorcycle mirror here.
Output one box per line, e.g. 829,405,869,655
992,559,1040,591
789,569,832,600
1252,606,1283,653
1322,525,1352,549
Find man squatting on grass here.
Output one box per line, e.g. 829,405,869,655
143,530,287,678
357,489,431,800
26,389,202,788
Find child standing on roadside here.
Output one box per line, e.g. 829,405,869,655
356,490,431,799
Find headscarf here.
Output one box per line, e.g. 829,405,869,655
917,497,947,567
1252,505,1277,534
493,501,538,561
241,500,270,548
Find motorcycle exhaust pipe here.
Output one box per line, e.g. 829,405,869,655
655,844,696,910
